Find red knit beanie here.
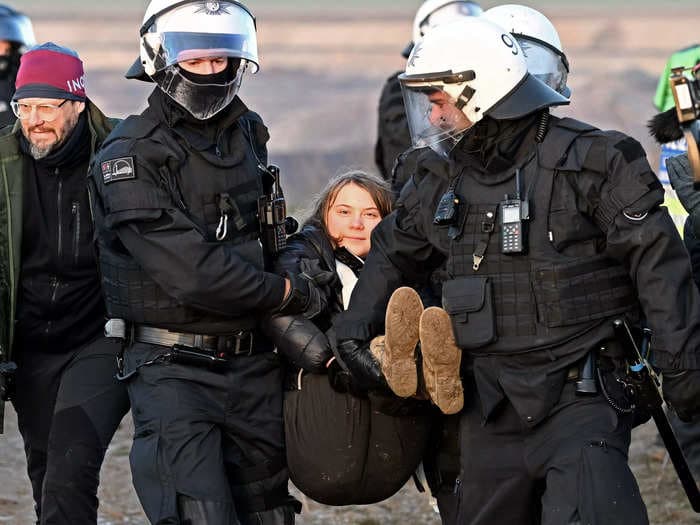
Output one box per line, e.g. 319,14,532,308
13,42,86,101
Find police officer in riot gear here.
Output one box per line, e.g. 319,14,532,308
0,5,35,126
89,1,313,523
337,16,700,524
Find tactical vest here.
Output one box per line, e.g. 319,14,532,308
95,114,266,334
442,119,638,356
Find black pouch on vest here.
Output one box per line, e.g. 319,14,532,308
442,276,497,349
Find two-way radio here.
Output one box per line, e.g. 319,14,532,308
258,164,297,257
499,168,529,254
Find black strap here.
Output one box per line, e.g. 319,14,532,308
334,247,364,276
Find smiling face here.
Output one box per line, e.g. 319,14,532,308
18,97,85,160
324,182,383,258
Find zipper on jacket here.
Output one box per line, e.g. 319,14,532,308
71,201,80,265
56,170,63,260
45,275,60,335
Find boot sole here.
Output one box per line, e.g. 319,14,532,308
420,307,464,415
383,287,423,397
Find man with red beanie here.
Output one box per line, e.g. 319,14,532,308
0,42,129,524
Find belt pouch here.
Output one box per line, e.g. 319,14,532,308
442,276,497,349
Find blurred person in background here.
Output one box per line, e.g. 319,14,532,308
652,43,700,231
649,64,700,482
0,42,128,524
90,0,318,522
0,5,35,127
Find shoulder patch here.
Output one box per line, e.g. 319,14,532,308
101,157,136,184
614,137,645,164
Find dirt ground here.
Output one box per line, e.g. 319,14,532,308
2,3,700,524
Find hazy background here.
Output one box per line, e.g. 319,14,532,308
1,1,700,523
17,0,700,211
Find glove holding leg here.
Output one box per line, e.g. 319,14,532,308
662,369,700,422
334,339,388,392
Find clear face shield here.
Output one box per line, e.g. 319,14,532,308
517,37,569,95
401,82,473,158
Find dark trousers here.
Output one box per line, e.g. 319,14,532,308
456,381,648,525
423,413,461,525
11,336,130,525
123,342,296,525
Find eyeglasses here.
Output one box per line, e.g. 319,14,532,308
11,100,69,122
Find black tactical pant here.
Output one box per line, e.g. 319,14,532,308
423,413,461,525
12,336,130,525
123,342,296,525
456,380,648,525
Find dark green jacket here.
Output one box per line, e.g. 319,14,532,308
0,100,118,361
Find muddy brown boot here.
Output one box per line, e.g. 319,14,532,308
370,287,423,397
419,306,464,415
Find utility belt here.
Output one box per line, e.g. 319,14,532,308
106,319,271,377
133,325,259,357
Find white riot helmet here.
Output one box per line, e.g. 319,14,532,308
399,17,569,158
403,0,482,57
138,0,258,120
483,5,570,97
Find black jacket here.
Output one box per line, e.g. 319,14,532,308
90,89,287,334
265,224,341,372
11,102,118,353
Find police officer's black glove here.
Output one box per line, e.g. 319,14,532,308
0,361,17,402
662,369,700,422
326,359,368,398
262,314,332,373
334,339,388,392
667,155,700,236
275,272,322,318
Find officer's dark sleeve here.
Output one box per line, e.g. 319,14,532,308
93,152,286,317
683,217,700,291
588,133,700,370
335,173,445,341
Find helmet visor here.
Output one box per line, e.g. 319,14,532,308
159,31,258,72
517,37,568,95
401,83,472,157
